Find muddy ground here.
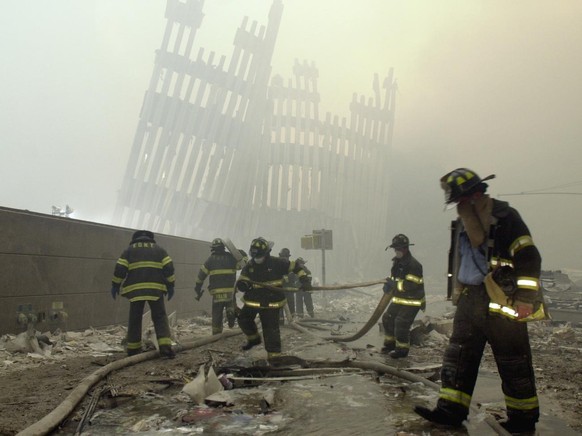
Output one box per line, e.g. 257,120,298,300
1,296,581,435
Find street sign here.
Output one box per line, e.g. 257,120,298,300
313,229,333,250
301,235,316,249
301,229,333,250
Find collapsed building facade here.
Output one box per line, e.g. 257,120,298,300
113,0,396,281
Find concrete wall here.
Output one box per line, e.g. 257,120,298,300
0,206,213,335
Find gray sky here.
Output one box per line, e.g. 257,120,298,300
1,1,582,274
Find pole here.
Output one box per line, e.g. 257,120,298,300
321,245,326,286
321,228,326,286
321,229,327,307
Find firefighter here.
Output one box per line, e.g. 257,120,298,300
194,238,240,335
278,247,296,323
414,168,544,434
111,230,175,358
381,234,425,358
236,237,312,363
294,257,315,318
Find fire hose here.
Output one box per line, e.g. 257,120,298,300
244,278,391,342
18,278,509,436
243,278,387,293
323,291,392,342
16,331,243,436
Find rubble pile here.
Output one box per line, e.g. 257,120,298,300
0,316,215,375
1,290,581,434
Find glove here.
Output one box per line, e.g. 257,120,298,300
236,280,252,293
493,265,517,296
515,301,534,319
300,280,313,292
195,287,204,301
167,285,174,301
111,285,120,300
383,279,395,294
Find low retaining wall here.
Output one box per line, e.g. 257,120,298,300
0,206,213,335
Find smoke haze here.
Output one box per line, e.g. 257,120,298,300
1,1,581,281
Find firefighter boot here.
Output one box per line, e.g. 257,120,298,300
381,342,395,354
241,337,262,351
413,406,465,427
267,352,284,368
159,345,176,359
389,348,409,359
499,418,536,434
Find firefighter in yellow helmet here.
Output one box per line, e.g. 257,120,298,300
236,237,312,363
381,233,425,358
414,168,544,434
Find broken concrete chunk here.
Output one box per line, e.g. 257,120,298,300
205,391,234,407
182,364,207,404
205,366,224,397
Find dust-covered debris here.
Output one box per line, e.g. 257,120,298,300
1,292,582,434
0,316,215,376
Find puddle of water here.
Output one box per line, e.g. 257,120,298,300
273,374,396,434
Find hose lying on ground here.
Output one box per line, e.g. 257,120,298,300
298,318,346,324
323,292,393,342
16,330,243,436
246,278,390,342
19,283,509,436
241,277,389,342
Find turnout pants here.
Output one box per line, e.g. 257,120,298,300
296,290,314,317
279,291,296,323
382,302,420,352
126,298,172,354
437,285,539,424
238,305,282,357
211,298,236,334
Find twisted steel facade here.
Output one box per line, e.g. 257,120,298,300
113,0,396,280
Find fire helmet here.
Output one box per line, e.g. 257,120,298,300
250,237,271,258
132,230,155,242
388,234,413,250
211,238,225,251
440,168,495,205
279,248,291,258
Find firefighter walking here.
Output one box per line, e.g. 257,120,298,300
111,230,176,358
278,247,296,323
294,257,315,318
236,237,312,363
381,234,425,358
194,238,242,335
415,168,545,434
